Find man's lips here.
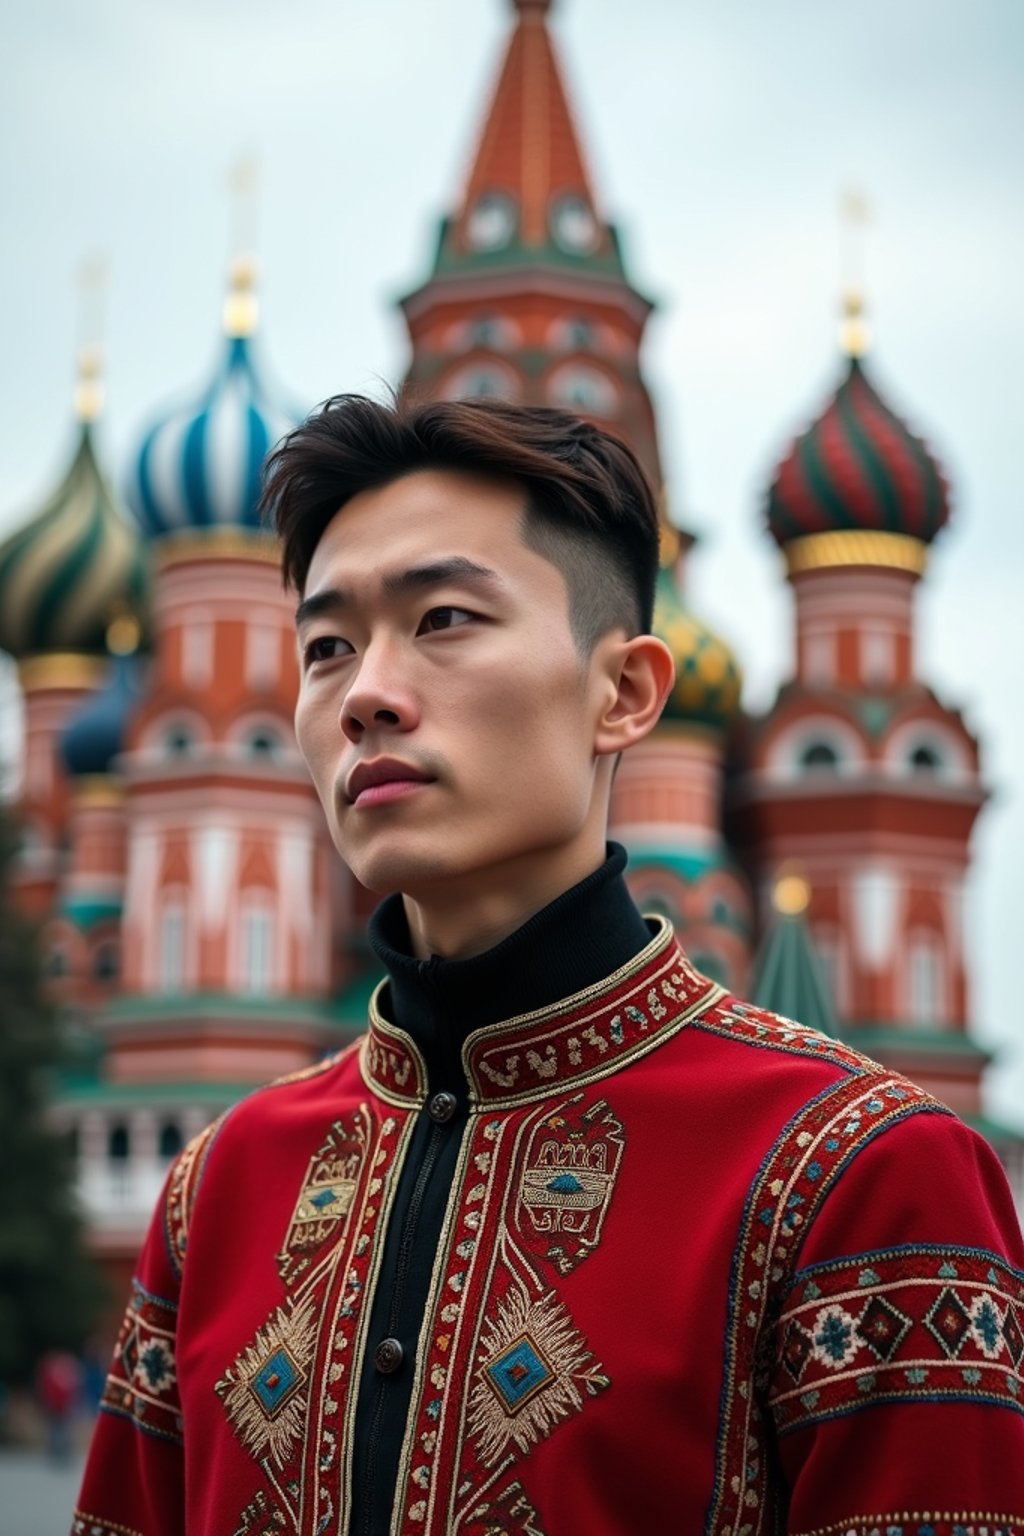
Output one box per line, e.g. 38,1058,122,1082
345,758,436,807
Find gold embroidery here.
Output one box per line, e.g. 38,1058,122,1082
515,1096,624,1276
72,1512,145,1536
276,1107,371,1286
467,1282,609,1464
214,1294,318,1467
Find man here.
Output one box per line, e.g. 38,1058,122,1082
75,397,1024,1535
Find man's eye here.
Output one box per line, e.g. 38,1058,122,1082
419,607,473,634
303,636,352,667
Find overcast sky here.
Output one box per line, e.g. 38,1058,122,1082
2,0,1022,1123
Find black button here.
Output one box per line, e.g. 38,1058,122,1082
373,1337,404,1374
427,1091,458,1124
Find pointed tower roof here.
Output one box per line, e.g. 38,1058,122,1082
427,0,630,281
750,873,839,1038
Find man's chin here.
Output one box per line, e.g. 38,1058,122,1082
338,839,477,899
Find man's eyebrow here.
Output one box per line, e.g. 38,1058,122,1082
381,557,503,598
295,557,504,628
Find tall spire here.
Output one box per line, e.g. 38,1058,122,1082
400,0,663,487
446,0,612,268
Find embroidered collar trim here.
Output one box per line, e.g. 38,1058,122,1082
361,916,724,1107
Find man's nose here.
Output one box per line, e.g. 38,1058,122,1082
340,642,418,742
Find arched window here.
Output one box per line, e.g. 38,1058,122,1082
165,725,194,758
246,729,282,759
469,315,503,348
799,741,840,770
158,1120,184,1161
93,941,119,981
444,364,518,401
565,317,594,349
548,365,617,415
910,743,943,773
107,1123,130,1162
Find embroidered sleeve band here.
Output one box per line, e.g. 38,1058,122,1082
99,1279,183,1446
771,1243,1024,1435
791,1513,1024,1536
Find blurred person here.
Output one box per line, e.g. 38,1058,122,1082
36,1349,81,1465
74,399,1024,1534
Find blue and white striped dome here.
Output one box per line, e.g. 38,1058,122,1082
127,263,299,540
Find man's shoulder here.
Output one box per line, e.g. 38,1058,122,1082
224,1033,368,1131
684,986,898,1087
175,1035,369,1180
161,1035,369,1275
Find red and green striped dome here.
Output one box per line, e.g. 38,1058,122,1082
766,356,951,549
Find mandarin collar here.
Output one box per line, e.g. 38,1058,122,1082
363,846,724,1106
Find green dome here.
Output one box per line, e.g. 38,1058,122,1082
0,423,148,660
653,567,742,730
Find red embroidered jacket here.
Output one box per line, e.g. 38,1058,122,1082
74,920,1024,1536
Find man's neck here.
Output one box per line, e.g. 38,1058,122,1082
400,835,608,960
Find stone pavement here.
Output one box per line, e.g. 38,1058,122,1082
0,1449,84,1536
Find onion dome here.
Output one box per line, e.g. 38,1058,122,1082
127,258,298,540
0,354,148,660
653,566,742,730
61,648,145,778
766,297,950,569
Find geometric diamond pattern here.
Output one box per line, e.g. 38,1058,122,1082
923,1287,972,1360
856,1295,913,1364
781,1319,814,1383
249,1346,302,1418
485,1335,554,1415
1004,1303,1024,1370
770,1248,1024,1438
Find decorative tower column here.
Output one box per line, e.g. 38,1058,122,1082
0,348,148,919
107,256,340,1086
398,0,664,493
729,294,994,1128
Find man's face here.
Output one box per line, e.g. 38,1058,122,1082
293,468,619,898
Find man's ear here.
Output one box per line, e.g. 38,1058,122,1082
593,633,675,758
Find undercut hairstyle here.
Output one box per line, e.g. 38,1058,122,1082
261,394,661,652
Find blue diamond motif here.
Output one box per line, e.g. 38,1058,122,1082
310,1187,336,1210
251,1347,300,1415
547,1173,583,1194
486,1336,553,1412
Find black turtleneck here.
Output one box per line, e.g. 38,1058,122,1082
367,841,650,1096
349,844,651,1535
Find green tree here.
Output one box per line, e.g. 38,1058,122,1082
0,800,103,1386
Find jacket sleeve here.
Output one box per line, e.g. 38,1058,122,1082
767,1106,1024,1535
72,1120,221,1536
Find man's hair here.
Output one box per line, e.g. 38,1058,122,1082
261,394,660,651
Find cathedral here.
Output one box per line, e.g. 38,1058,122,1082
1,0,1019,1304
